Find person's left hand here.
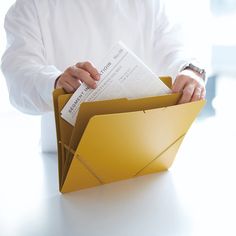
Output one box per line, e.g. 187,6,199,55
172,69,206,104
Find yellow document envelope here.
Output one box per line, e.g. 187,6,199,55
53,77,206,193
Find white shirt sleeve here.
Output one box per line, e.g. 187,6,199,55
153,1,198,81
1,0,62,115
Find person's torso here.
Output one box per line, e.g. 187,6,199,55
34,0,159,73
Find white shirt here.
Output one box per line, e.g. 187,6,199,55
1,0,196,152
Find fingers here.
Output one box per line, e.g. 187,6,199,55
76,61,100,81
65,73,81,90
67,66,97,89
173,74,206,104
179,85,205,104
55,61,100,93
63,81,77,94
172,76,188,93
191,86,202,102
178,84,195,104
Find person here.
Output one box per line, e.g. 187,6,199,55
1,0,206,152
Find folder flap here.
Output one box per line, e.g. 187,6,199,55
61,156,102,193
69,93,181,155
159,76,172,89
75,100,205,183
136,135,186,176
57,94,73,145
53,89,73,188
53,89,66,146
53,89,66,187
53,89,73,147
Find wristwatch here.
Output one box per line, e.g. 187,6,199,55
181,63,206,81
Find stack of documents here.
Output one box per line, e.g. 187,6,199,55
61,41,171,126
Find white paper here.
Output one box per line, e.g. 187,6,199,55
61,41,171,126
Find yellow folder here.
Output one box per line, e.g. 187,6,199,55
53,77,206,193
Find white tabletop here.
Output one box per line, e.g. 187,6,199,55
0,111,235,236
1,77,236,236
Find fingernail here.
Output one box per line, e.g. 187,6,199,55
93,83,97,89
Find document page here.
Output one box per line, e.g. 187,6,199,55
61,41,171,126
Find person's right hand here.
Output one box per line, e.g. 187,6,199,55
55,61,100,93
